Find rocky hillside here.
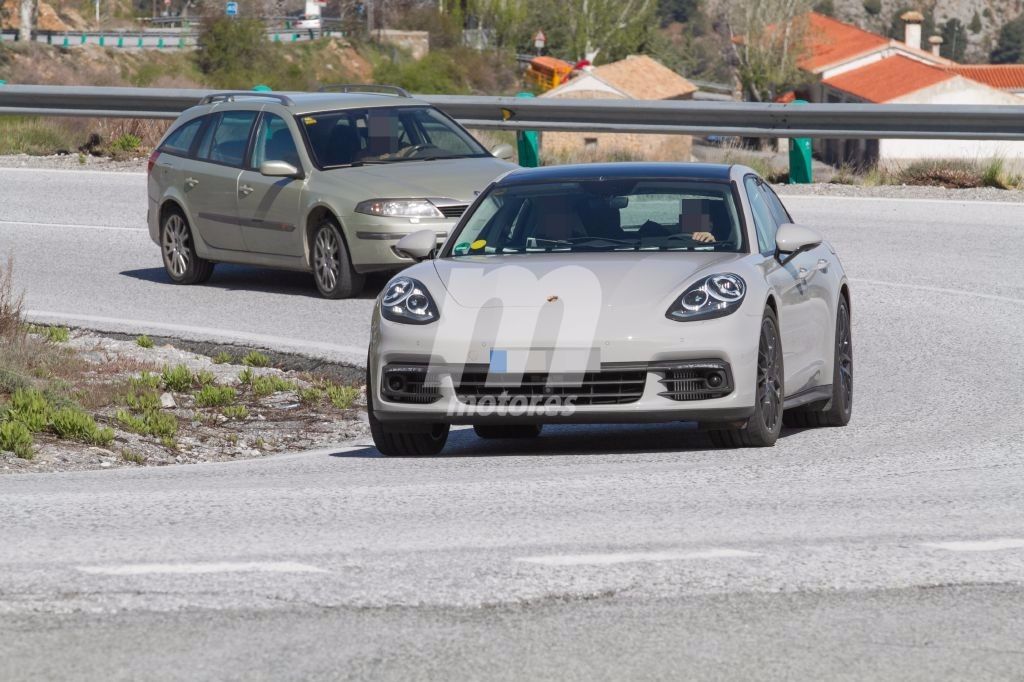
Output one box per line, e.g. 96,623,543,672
821,0,1022,62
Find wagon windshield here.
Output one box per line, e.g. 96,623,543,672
446,179,745,256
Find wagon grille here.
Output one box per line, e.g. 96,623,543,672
438,204,467,219
454,367,646,406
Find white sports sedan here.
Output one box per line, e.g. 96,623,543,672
366,163,852,456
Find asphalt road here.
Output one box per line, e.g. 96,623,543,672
2,167,1024,680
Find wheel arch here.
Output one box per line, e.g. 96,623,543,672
304,204,349,270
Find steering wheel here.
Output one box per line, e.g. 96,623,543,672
395,143,438,159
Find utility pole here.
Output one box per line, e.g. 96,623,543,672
18,0,34,42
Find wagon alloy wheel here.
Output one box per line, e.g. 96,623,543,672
162,214,191,278
757,317,783,432
708,308,784,448
311,220,365,299
159,209,214,285
314,228,340,291
783,297,853,428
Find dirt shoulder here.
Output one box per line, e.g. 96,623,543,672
0,328,369,474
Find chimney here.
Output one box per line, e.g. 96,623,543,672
901,10,924,50
928,35,943,57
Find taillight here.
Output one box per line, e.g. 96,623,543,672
147,150,160,174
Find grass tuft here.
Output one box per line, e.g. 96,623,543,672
116,408,178,439
325,384,360,409
121,449,145,465
50,407,114,446
194,385,236,408
222,404,248,420
212,351,233,364
136,335,154,349
238,367,255,386
6,388,50,432
0,420,33,459
161,364,193,392
242,351,271,368
250,375,297,397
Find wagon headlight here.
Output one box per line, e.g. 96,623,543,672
381,277,439,324
666,273,746,321
356,199,443,219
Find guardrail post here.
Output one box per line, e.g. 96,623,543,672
178,37,184,48
80,34,87,45
62,34,69,47
117,35,124,48
788,99,813,184
137,35,143,48
273,33,280,42
98,35,105,46
515,92,540,168
158,37,164,48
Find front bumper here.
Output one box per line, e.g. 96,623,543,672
369,302,763,425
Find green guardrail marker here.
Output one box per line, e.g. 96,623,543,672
178,37,184,48
0,80,6,86
273,33,280,42
80,34,87,45
515,92,539,168
137,36,143,47
117,35,123,47
252,84,271,92
98,35,105,46
63,35,69,47
788,99,813,184
157,37,164,48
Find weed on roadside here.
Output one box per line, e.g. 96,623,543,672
242,351,271,368
161,364,193,392
136,335,154,349
195,370,217,387
0,420,33,459
116,408,178,439
251,375,297,397
238,367,255,385
325,383,360,409
195,385,236,407
222,405,248,420
6,388,50,432
50,407,114,446
212,352,233,364
121,449,145,465
130,372,161,391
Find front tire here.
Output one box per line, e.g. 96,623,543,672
312,219,364,299
367,367,449,456
160,208,214,285
709,308,784,448
784,296,853,428
473,424,543,439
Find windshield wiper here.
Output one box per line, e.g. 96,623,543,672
645,233,721,250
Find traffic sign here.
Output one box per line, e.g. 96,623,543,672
225,1,238,16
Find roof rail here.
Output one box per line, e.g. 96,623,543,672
199,92,296,106
317,83,412,98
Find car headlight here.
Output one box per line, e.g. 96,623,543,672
666,273,746,321
381,277,439,324
355,199,443,219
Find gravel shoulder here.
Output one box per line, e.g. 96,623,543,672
0,154,147,173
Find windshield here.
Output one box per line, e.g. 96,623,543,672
445,179,746,256
297,106,488,169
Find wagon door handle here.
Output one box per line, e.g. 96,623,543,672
184,176,199,189
239,184,254,197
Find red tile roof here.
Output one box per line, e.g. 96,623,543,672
799,12,888,72
822,55,955,102
947,64,1024,90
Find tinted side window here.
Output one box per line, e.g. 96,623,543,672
196,111,257,167
159,118,204,157
744,176,779,254
250,113,300,170
763,185,792,226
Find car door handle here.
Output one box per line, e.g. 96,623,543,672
814,259,830,273
239,184,254,197
184,176,199,189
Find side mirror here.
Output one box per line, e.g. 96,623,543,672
260,160,303,179
395,229,437,261
775,223,823,265
490,143,515,161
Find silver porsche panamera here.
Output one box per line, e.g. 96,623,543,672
367,163,852,456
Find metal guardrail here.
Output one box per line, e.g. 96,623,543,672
2,84,1024,139
0,29,337,49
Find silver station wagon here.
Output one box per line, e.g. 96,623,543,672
147,86,517,298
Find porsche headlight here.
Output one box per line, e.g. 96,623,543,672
667,273,746,321
355,199,443,219
381,277,439,324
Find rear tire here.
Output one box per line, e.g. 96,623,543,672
783,296,853,428
160,208,214,285
709,308,784,448
473,424,543,439
367,366,449,456
312,219,364,299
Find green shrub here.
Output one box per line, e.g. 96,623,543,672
0,420,33,459
6,388,50,432
136,335,154,349
251,375,297,397
195,385,236,407
298,386,326,404
238,367,255,385
212,351,233,364
326,383,360,409
242,351,270,367
222,405,248,420
39,326,69,343
110,133,142,153
121,449,145,464
195,370,216,387
50,407,114,446
161,364,194,392
116,408,177,439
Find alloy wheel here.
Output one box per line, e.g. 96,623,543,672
162,214,191,278
314,228,340,292
837,302,853,408
757,317,783,432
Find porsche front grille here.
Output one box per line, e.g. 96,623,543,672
455,368,646,406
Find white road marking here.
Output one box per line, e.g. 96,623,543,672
77,561,327,575
850,278,1024,305
778,193,1024,208
517,549,758,566
24,310,368,361
0,219,145,232
921,538,1024,552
